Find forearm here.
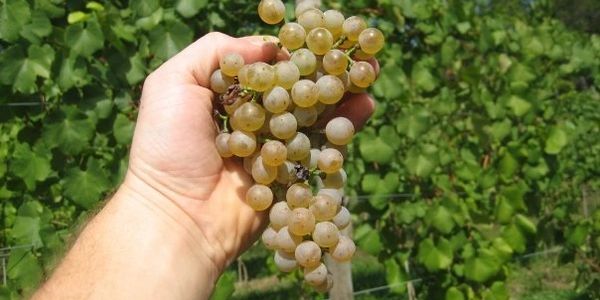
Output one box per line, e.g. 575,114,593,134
34,175,220,300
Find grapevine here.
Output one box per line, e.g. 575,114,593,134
210,0,384,291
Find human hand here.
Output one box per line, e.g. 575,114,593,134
121,32,376,273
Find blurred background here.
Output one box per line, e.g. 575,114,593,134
0,0,599,299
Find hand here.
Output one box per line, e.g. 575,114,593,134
122,32,376,272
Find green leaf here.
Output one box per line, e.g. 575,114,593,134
358,137,395,164
176,0,208,18
0,0,31,42
446,287,465,300
113,113,135,145
0,44,55,94
63,158,111,209
9,143,52,190
67,11,88,24
384,258,407,294
211,271,236,300
130,0,160,17
397,108,430,139
21,10,53,40
7,249,43,292
427,206,455,234
502,224,526,253
464,253,500,283
405,148,436,177
355,225,383,256
544,127,568,154
514,214,537,235
64,17,105,57
57,55,89,90
484,281,509,300
417,238,453,271
498,152,518,180
149,20,194,61
507,95,531,117
412,63,437,92
566,224,589,247
43,106,96,155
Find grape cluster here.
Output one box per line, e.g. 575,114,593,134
211,0,384,292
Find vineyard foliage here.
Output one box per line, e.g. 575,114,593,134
0,0,599,299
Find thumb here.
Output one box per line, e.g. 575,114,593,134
159,32,279,87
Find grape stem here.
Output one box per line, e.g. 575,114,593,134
343,44,360,66
333,36,348,49
217,113,229,133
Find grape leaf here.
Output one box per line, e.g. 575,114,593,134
64,17,105,57
0,44,55,94
176,0,208,18
42,106,96,155
417,238,453,271
0,0,31,42
149,20,194,60
9,143,52,190
63,158,111,209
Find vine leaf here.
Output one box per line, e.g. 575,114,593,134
9,143,52,190
63,158,111,209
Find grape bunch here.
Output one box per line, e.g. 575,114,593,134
210,0,384,292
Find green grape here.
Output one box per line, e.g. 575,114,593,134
317,148,343,174
322,49,348,76
279,22,306,50
290,48,318,76
246,184,273,211
252,155,278,184
215,132,233,158
295,0,319,18
270,112,298,139
209,69,234,94
316,75,345,104
323,10,345,39
277,226,303,252
318,188,342,206
332,206,351,230
270,201,292,230
312,221,339,247
289,207,316,236
358,28,385,55
314,274,333,292
322,168,347,189
293,106,318,127
228,130,257,157
247,62,275,91
286,183,313,209
219,53,245,77
349,61,376,88
232,102,266,132
261,226,278,250
353,49,373,61
329,235,355,262
274,250,298,272
310,194,339,221
337,70,351,90
276,161,296,184
243,152,259,174
295,240,321,268
306,27,333,55
342,16,367,42
300,148,320,170
291,79,319,108
286,132,311,161
237,64,250,87
298,8,324,32
258,0,286,24
263,86,291,113
304,263,328,286
325,117,355,145
261,140,288,166
274,61,301,89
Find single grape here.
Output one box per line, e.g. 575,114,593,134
323,10,345,39
323,168,347,189
325,117,355,145
353,49,374,61
294,0,319,18
279,22,306,50
290,48,318,76
316,75,345,104
246,184,273,211
232,102,266,132
228,130,257,157
276,161,296,184
215,132,233,158
313,221,340,248
317,148,344,174
288,207,316,236
323,49,348,76
275,61,301,89
348,82,367,93
358,28,385,54
261,140,288,166
318,189,342,205
342,16,367,42
261,226,278,250
332,206,351,229
349,61,376,88
219,53,245,77
291,79,319,107
274,250,298,272
286,132,311,161
337,70,351,90
262,87,290,113
306,27,334,55
298,8,324,32
310,194,339,221
270,201,292,230
329,235,355,262
295,240,322,268
237,64,250,87
314,274,334,292
293,106,318,127
252,156,278,185
286,183,313,208
269,112,298,140
243,152,259,174
300,148,320,170
276,226,303,252
258,0,286,24
247,62,276,92
209,69,235,94
304,263,328,286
